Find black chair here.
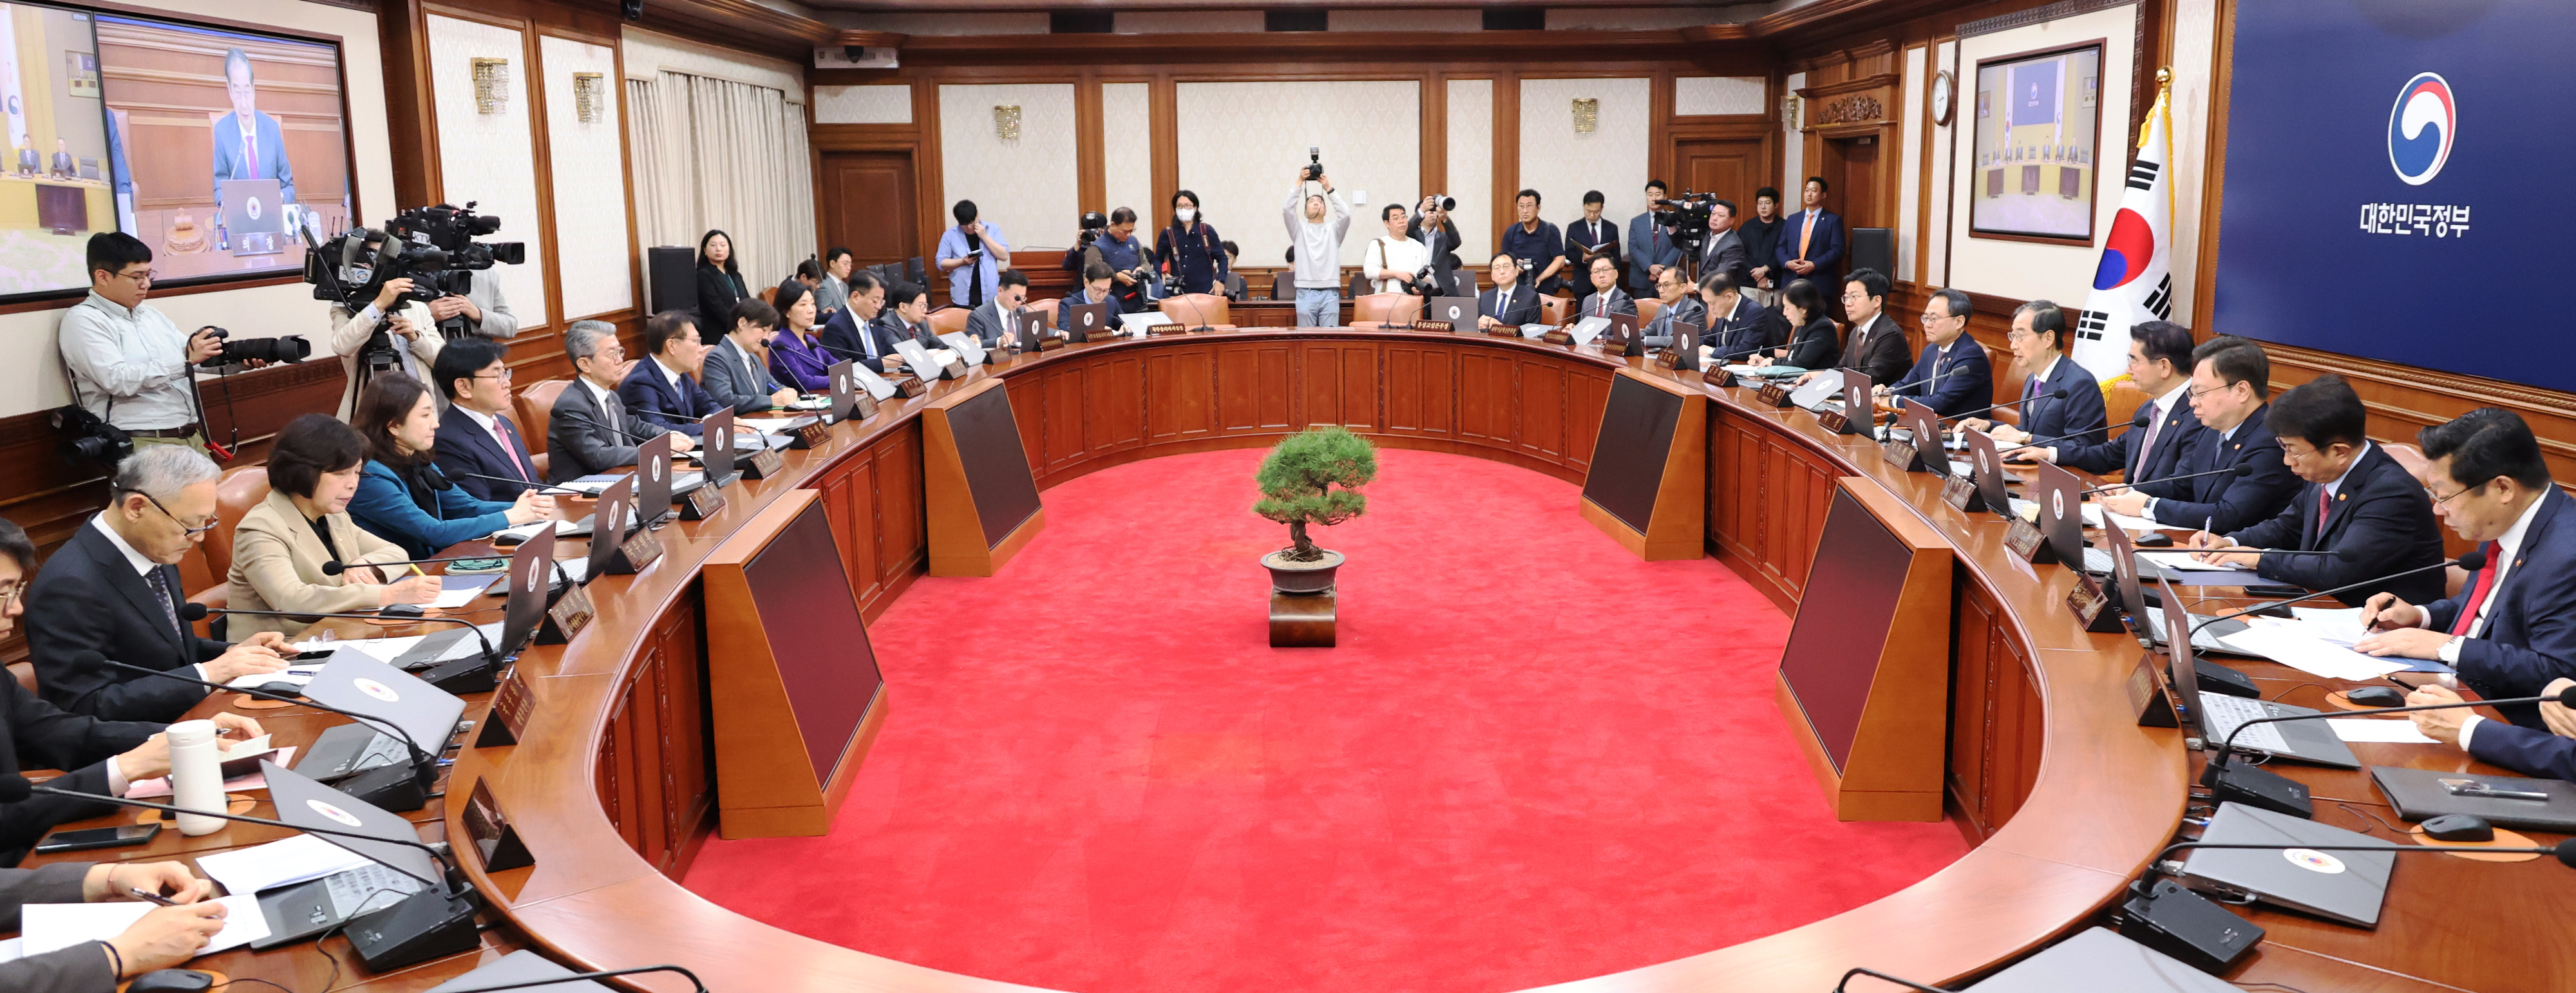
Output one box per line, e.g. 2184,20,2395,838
1269,272,1293,300
905,256,928,286
1347,272,1370,299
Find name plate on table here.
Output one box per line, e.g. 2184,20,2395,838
607,528,662,574
1815,410,1851,434
1542,328,1575,346
2004,515,2058,564
681,484,726,521
891,375,927,398
2066,572,2126,632
1148,324,1194,336
1703,367,1736,388
1942,473,1987,513
1483,325,1521,337
1650,350,1680,370
462,779,533,872
2128,655,2179,728
538,580,594,645
741,446,786,480
1880,439,1922,472
790,421,832,449
1757,382,1793,407
842,392,878,422
1037,335,1066,351
940,357,971,379
475,668,536,748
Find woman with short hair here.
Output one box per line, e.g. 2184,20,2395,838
227,414,436,637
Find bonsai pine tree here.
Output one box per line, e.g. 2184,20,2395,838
1253,426,1379,562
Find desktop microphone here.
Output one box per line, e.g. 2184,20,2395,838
2120,835,2576,973
2078,464,2250,497
183,602,504,696
1877,364,1960,395
1940,388,2069,422
87,652,440,811
551,408,659,444
1830,967,1953,992
413,963,710,993
2184,551,2483,640
2201,683,2576,819
320,554,501,576
451,473,589,497
1171,292,1217,334
0,773,449,867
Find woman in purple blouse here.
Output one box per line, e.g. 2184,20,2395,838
766,282,833,392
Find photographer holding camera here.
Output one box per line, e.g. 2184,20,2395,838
1363,203,1430,295
56,234,217,456
1405,194,1464,296
1281,158,1349,327
327,260,442,419
1061,209,1155,312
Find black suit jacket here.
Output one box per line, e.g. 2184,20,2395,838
1781,317,1840,370
817,307,903,373
2426,487,2576,726
431,406,541,502
548,379,642,482
0,670,158,865
616,357,726,437
695,263,746,335
2232,443,2447,606
26,524,229,722
1835,314,1912,385
0,864,123,984
1564,218,1620,274
2058,389,2204,480
2132,409,2302,535
1478,287,1540,327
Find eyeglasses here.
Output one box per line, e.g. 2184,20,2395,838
2004,330,2038,343
1918,310,1957,325
2425,481,2481,506
472,367,515,383
125,489,216,536
1841,292,1868,302
0,583,19,614
2188,383,2239,401
108,268,153,283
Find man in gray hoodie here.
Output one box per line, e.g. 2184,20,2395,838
1283,171,1351,327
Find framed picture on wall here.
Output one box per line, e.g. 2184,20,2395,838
1969,41,2104,244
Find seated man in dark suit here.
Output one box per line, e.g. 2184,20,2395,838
1696,272,1772,361
1961,299,2108,448
2354,410,2576,741
1573,255,1634,321
961,269,1030,351
2015,319,2202,480
2188,374,2445,606
1638,267,1707,350
617,310,728,437
428,337,544,502
1473,254,1540,332
48,138,73,180
549,321,694,482
1875,287,1990,420
2096,336,2300,533
1797,268,1910,386
1059,261,1126,337
0,516,265,865
878,283,940,350
701,298,800,413
817,270,905,375
24,446,287,722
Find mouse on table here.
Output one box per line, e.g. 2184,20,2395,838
2133,531,2175,547
251,681,306,699
2345,685,2409,708
128,969,214,993
2419,813,2496,842
380,602,426,619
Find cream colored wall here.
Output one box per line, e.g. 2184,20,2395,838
1445,79,1492,259
1674,76,1765,116
1517,77,1652,245
1099,83,1152,221
0,0,392,419
540,34,629,321
815,84,913,125
937,83,1079,255
1173,80,1420,272
428,15,551,323
1897,44,1925,281
1944,3,2138,303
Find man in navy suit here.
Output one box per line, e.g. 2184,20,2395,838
1624,180,1681,296
1772,176,1844,314
1564,190,1619,285
1059,261,1126,338
817,270,906,375
1473,254,1540,331
618,310,728,436
1877,287,1991,420
2189,375,2446,606
1964,301,2108,449
211,48,296,243
2101,336,2300,534
1696,272,1772,360
2352,411,2576,739
2020,320,2202,481
429,337,545,502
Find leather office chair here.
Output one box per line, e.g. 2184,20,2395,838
759,287,777,305
1158,294,1234,330
1636,298,1663,324
515,379,570,458
927,307,972,340
2103,378,2150,443
906,256,928,287
1538,296,1571,327
9,662,33,695
210,466,269,585
1269,272,1293,300
1350,293,1423,330
1347,272,1370,299
180,544,224,639
1986,343,2028,428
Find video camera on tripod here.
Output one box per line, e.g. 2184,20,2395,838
305,202,525,352
1652,191,1720,263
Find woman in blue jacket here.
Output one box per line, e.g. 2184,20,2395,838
346,372,554,560
1153,189,1228,296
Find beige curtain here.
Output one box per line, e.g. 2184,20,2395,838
625,71,817,299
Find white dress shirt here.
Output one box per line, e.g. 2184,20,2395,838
88,513,197,794
2432,491,2550,752
58,291,198,430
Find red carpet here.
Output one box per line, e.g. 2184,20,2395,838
683,448,1968,993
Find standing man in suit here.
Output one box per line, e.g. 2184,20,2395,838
549,321,693,482
1475,254,1540,330
1638,267,1707,350
2017,320,2202,480
1566,190,1620,286
1698,200,1750,288
428,337,542,502
1875,287,1990,419
703,298,801,412
618,310,728,437
818,270,904,375
1625,180,1681,296
1962,300,2108,448
963,270,1030,351
2100,337,2299,533
24,446,288,722
1575,255,1634,321
2351,410,2576,742
1740,186,1785,292
2189,375,2446,606
1773,178,1842,315
1796,268,1909,386
209,48,294,252
1497,189,1566,294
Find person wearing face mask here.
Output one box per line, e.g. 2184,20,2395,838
1156,191,1227,296
226,415,433,638
346,374,556,562
1363,204,1431,296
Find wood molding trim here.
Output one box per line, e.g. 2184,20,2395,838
1491,71,1519,260
1074,76,1104,213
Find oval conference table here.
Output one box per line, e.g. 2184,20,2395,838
19,326,2562,993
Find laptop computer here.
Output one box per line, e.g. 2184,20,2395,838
2026,460,2101,570
1787,368,1844,411
1961,428,2017,515
2107,522,2248,652
1666,321,1701,370
219,178,285,256
1830,368,1873,424
1424,296,1479,332
580,474,634,583
292,654,470,782
827,359,860,422
1065,302,1112,342
701,408,737,488
1972,926,2241,992
2178,801,2396,927
248,761,449,949
2371,766,2576,833
1895,398,1951,476
2158,573,2356,766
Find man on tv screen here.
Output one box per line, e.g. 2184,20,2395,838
210,46,294,250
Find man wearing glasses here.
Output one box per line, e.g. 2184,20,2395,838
57,234,222,455
428,337,547,502
2091,336,2298,534
1958,299,2108,449
1817,269,1911,386
1873,287,1990,419
2186,374,2445,607
25,445,291,722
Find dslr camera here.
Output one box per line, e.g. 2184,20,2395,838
1076,210,1107,248
50,405,131,470
195,325,312,368
1303,147,1325,182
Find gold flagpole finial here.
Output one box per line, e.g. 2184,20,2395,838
2157,66,2172,88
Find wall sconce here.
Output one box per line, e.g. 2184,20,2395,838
573,71,605,124
1782,93,1801,130
472,57,510,115
994,105,1021,140
1571,98,1598,134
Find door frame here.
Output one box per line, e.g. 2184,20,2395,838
816,148,925,269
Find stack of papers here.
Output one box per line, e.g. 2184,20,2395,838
2217,623,2411,680
19,896,269,956
2327,717,2439,744
196,835,375,897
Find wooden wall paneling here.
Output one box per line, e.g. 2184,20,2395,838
1381,343,1455,440
1420,70,1446,209
518,19,565,335
1489,71,1518,259
1083,352,1146,459
1215,342,1293,434
1148,75,1177,238
1949,572,1998,839
1074,75,1104,212
1455,348,1516,448
1565,367,1610,473
1043,364,1088,475
869,426,927,611
1007,375,1045,474
1515,356,1568,462
914,82,947,277
1294,342,1379,432
615,26,648,339
1144,346,1215,443
382,0,442,208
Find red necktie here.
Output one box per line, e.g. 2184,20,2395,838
2316,487,2331,533
2450,541,2500,636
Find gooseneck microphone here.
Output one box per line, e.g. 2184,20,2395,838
1831,967,1954,992
1171,292,1217,334
184,601,501,668
86,651,440,810
551,408,659,444
0,773,448,866
415,964,710,993
1940,388,2070,422
321,554,497,576
451,473,589,497
2184,551,2484,641
2201,683,2576,818
2078,464,2251,496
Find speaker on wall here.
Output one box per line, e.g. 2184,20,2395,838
647,246,696,317
1852,227,1895,280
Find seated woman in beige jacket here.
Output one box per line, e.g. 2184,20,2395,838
227,415,439,638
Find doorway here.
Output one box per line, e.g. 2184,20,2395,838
819,151,919,267
1674,138,1767,208
1819,136,1880,230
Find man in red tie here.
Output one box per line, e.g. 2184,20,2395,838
2184,375,2446,606
210,47,296,253
429,337,546,502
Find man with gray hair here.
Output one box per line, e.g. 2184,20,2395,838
549,319,693,482
26,446,290,722
210,46,294,252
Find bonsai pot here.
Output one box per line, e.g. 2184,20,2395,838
1262,549,1344,594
